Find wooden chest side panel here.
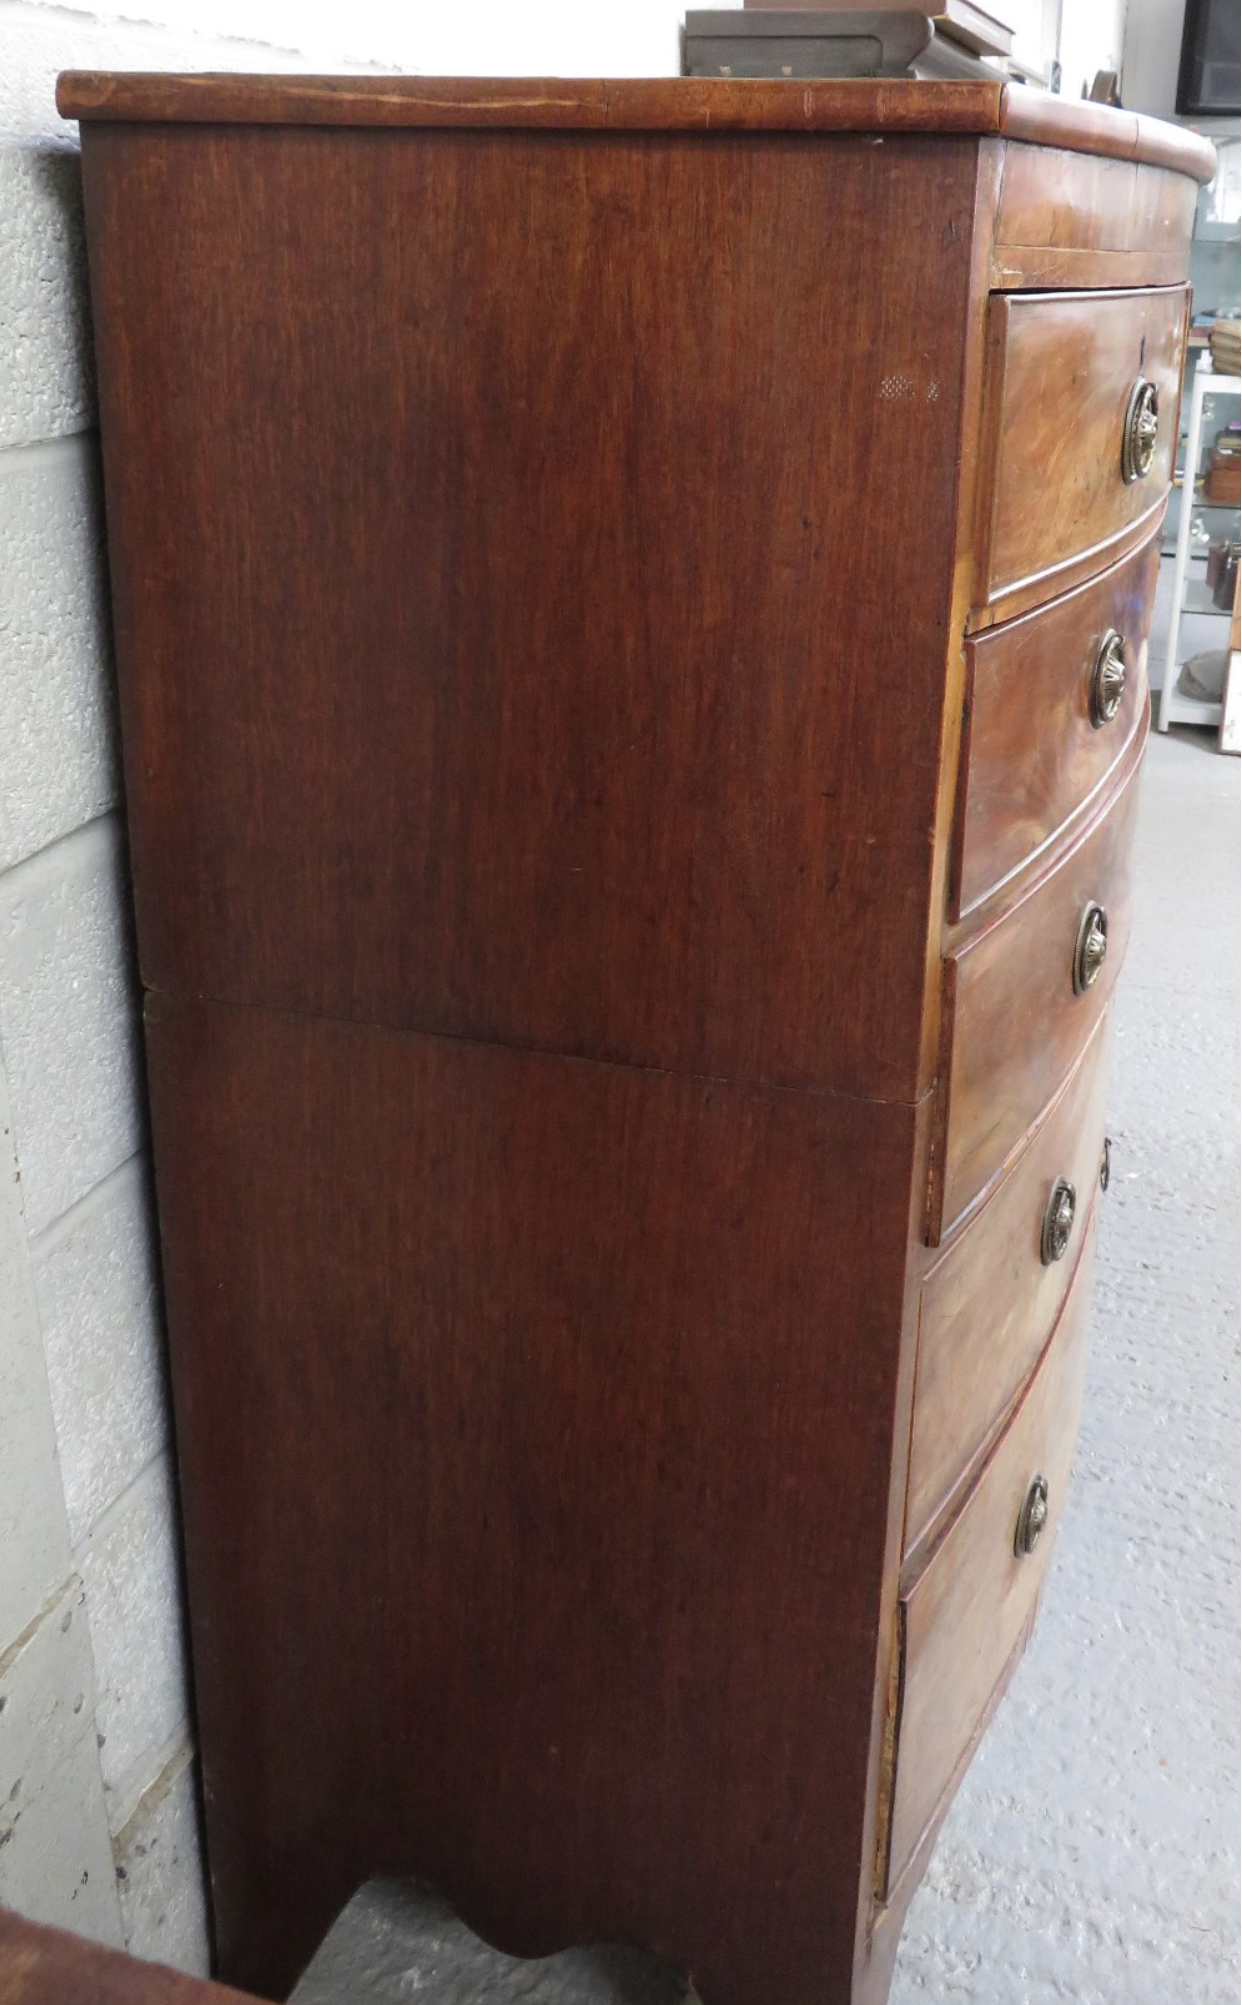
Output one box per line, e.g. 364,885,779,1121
82,123,981,1101
145,995,920,2004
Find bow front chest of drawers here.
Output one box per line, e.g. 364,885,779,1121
60,71,1214,2005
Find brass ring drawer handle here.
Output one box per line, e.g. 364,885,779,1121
1015,1475,1050,1557
1041,1177,1076,1264
1090,630,1127,727
1073,902,1108,995
1122,378,1159,483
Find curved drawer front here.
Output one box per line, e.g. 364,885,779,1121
934,742,1141,1239
990,144,1199,289
885,1229,1095,1896
978,285,1187,623
907,1013,1110,1557
953,527,1159,921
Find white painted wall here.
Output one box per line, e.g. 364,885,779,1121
0,0,1156,1979
1122,0,1185,117
1057,0,1129,101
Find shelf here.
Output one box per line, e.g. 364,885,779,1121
1158,689,1224,728
1167,491,1240,517
1164,545,1239,564
1158,368,1241,735
1172,558,1236,614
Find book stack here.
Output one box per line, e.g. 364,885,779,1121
683,2,1013,82
1206,423,1241,505
1210,317,1241,377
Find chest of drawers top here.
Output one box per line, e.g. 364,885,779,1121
56,68,1212,155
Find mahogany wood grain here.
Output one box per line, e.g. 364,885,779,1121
66,80,1205,2005
55,75,1219,184
81,120,979,1102
933,732,1142,1240
145,994,921,2005
990,242,1197,290
885,1224,1096,1893
975,286,1188,625
999,86,1216,181
907,1012,1110,1556
61,73,1014,130
952,525,1160,920
0,1911,260,2005
990,142,1200,289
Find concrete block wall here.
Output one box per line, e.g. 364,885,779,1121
0,0,1128,1982
0,1,325,1976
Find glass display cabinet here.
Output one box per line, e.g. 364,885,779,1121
1157,361,1240,731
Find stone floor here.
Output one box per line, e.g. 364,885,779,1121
291,728,1240,2005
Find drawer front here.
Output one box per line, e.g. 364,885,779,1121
978,286,1187,622
933,739,1141,1239
885,1228,1095,1895
990,144,1199,290
953,527,1159,921
907,1013,1109,1557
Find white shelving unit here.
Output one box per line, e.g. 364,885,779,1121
1157,361,1240,734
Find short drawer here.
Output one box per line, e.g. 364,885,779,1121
952,527,1159,920
976,286,1187,624
931,737,1141,1241
884,1228,1095,1896
907,1013,1109,1557
990,144,1199,289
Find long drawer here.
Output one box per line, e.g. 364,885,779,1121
976,285,1186,624
884,1225,1096,1896
931,738,1142,1240
951,527,1158,922
907,1012,1110,1557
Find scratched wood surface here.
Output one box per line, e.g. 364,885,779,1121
61,72,1013,130
56,73,1219,187
990,141,1200,288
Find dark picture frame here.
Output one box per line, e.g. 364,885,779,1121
1176,0,1241,117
